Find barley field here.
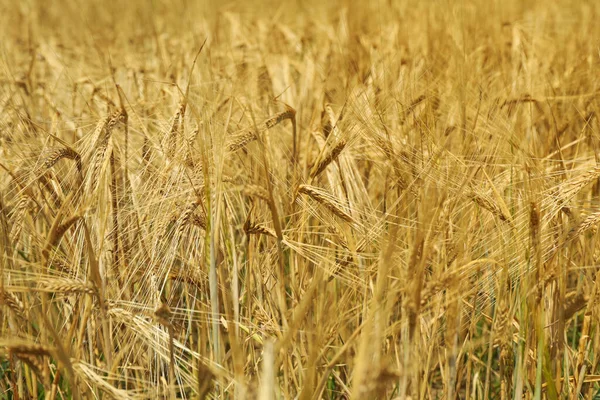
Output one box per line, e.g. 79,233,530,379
1,0,600,399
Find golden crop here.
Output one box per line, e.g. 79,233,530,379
1,0,600,398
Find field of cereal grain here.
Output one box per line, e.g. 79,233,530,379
2,1,600,398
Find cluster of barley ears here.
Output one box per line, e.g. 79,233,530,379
2,0,600,399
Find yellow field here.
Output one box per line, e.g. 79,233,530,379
1,0,600,398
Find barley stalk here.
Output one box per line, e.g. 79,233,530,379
43,146,82,174
298,184,355,223
36,278,97,296
309,139,347,179
468,190,511,223
1,291,26,321
228,106,296,153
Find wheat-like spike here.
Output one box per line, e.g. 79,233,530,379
43,146,82,173
324,103,345,133
321,105,334,138
311,129,327,149
5,168,46,215
191,212,207,230
0,338,54,381
177,200,201,235
329,224,368,253
154,302,173,327
42,213,81,265
227,108,296,152
166,102,186,159
556,166,600,207
9,195,29,218
298,184,355,223
87,136,111,193
369,134,412,193
228,130,257,152
421,277,450,308
37,278,97,296
0,339,54,357
185,129,199,167
493,285,511,342
91,114,111,144
243,220,277,238
105,304,130,320
564,210,600,244
72,361,136,400
445,241,458,266
49,215,81,248
86,111,124,192
371,133,394,159
264,106,295,129
243,184,271,202
37,171,62,206
163,204,207,235
575,211,600,236
48,257,74,275
327,224,351,250
1,291,26,321
310,139,347,179
530,202,540,240
368,133,422,197
9,195,28,244
564,292,589,321
468,191,511,222
107,109,127,131
12,352,46,382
